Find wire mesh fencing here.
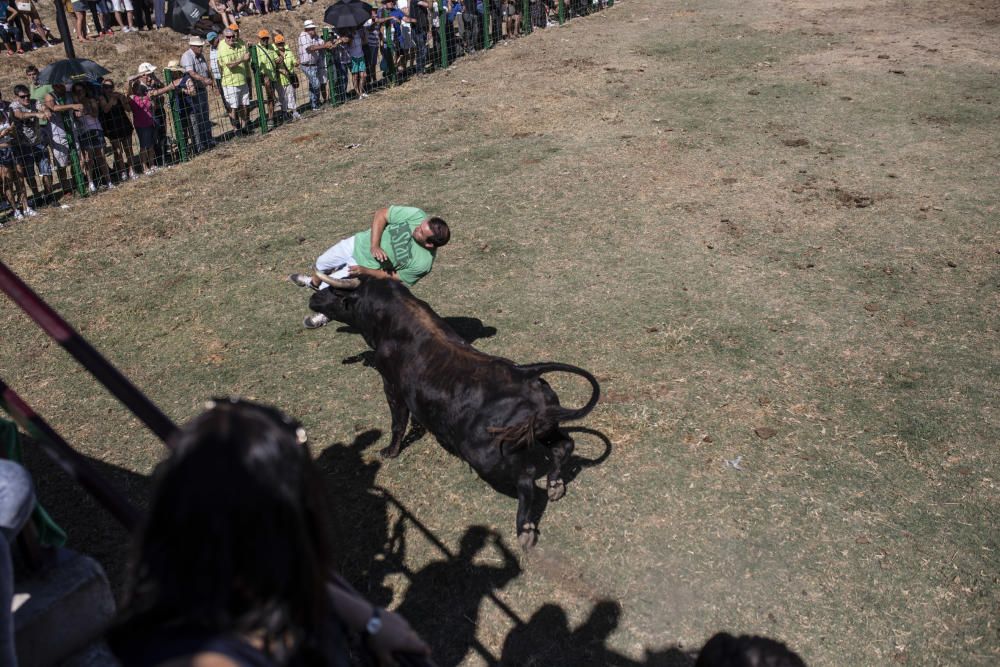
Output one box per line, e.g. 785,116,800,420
0,0,616,223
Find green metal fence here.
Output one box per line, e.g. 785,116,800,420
0,1,616,223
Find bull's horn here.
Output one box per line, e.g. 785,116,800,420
313,272,361,290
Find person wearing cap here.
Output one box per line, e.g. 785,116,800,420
271,33,301,121
289,206,451,329
217,26,252,133
180,35,215,153
205,30,236,129
254,28,279,127
298,19,332,110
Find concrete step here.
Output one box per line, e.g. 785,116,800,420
12,549,115,667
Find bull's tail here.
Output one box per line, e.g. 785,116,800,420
518,362,601,423
487,362,600,454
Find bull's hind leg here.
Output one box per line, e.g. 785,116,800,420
545,429,575,502
379,377,410,459
516,469,538,550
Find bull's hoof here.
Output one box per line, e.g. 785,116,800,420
518,523,538,550
547,479,566,501
378,445,400,459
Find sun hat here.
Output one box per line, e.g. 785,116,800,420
188,35,205,46
257,29,270,38
165,59,182,70
137,62,156,75
303,19,317,29
205,30,218,41
273,34,285,44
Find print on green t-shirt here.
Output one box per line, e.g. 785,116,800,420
353,206,435,286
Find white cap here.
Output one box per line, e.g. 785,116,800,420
303,19,317,29
137,62,156,75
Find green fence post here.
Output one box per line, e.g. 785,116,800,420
249,46,268,134
558,0,565,25
522,0,530,34
384,21,397,86
483,0,491,49
61,111,86,195
162,69,188,163
322,28,341,105
438,0,448,69
608,0,613,6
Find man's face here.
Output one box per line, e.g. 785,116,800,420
412,219,436,249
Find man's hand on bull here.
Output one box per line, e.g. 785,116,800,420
371,246,389,263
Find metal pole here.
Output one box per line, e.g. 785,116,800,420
559,0,565,25
249,46,268,133
0,262,179,443
483,0,491,49
522,0,530,34
52,0,76,59
0,380,141,531
438,0,448,69
162,69,189,162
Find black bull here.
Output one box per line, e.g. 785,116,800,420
309,278,600,548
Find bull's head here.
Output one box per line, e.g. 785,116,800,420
308,282,363,329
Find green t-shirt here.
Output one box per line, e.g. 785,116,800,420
353,206,435,287
217,40,250,87
30,84,52,126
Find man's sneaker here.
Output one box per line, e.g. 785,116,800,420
12,209,23,220
24,207,37,217
87,182,96,193
288,273,318,290
303,313,330,329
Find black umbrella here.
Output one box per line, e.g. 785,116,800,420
166,0,210,34
36,58,110,85
324,0,374,30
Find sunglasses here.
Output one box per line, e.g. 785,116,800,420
16,93,28,98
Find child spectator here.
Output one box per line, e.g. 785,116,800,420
0,95,34,218
98,78,137,181
70,81,113,191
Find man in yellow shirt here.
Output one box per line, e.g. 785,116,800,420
272,34,301,122
216,27,252,133
254,29,279,128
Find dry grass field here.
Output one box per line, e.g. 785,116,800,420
1,0,998,664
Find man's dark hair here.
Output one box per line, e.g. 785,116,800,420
695,633,806,667
426,217,450,247
25,65,38,75
13,84,28,97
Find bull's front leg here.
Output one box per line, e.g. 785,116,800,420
516,469,538,550
379,377,409,459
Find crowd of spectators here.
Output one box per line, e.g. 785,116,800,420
0,0,606,224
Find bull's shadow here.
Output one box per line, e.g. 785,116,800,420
339,316,497,367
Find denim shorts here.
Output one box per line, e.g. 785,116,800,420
77,129,105,150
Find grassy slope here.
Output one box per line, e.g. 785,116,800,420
1,0,998,664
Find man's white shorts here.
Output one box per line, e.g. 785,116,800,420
223,84,250,108
314,236,356,289
111,0,133,11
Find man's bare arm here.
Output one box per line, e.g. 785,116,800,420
369,207,391,263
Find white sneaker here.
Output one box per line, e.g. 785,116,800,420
303,313,330,329
129,170,138,180
106,183,116,190
288,273,317,289
12,209,24,220
87,182,96,193
24,207,37,217
292,111,302,120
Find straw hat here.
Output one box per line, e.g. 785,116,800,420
137,62,156,75
165,59,182,71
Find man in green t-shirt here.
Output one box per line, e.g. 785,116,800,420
289,205,450,329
